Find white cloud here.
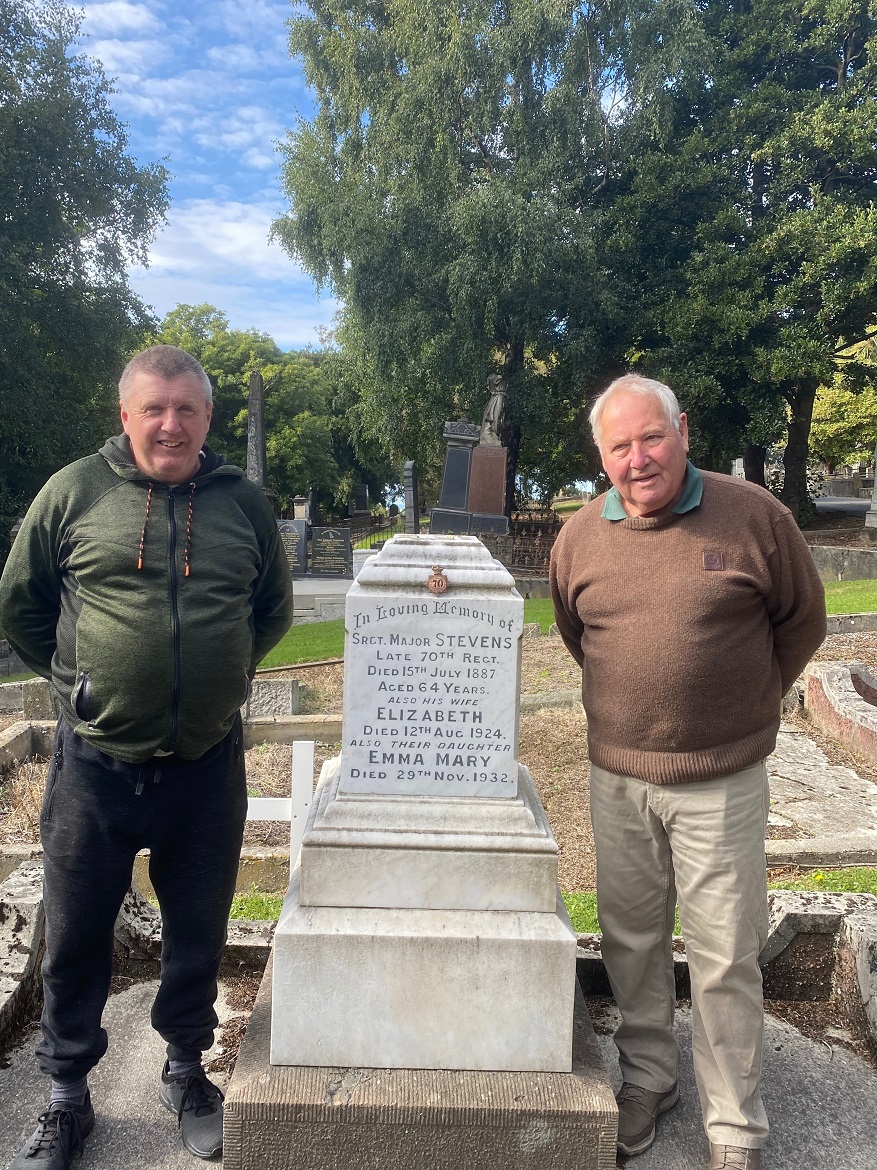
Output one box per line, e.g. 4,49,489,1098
87,36,168,76
128,197,336,347
81,1,162,35
136,199,295,281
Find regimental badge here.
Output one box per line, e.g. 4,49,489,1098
427,565,449,595
703,551,725,571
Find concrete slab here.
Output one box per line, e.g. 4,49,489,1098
226,956,617,1170
593,1002,877,1169
1,972,875,1168
0,978,236,1170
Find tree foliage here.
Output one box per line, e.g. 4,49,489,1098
605,0,877,516
809,332,877,470
274,0,706,504
0,0,169,553
277,0,877,519
156,304,394,514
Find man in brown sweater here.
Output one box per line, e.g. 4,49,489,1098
550,375,826,1170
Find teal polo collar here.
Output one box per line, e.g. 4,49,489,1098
601,461,703,521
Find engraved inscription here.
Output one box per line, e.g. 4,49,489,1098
341,596,522,797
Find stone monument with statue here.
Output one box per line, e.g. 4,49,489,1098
224,534,616,1170
430,375,511,535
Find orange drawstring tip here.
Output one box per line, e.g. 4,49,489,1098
185,565,190,577
137,557,143,570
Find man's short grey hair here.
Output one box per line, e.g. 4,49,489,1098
589,374,682,449
119,345,213,403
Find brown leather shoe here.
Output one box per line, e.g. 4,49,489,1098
709,1145,762,1169
615,1081,679,1156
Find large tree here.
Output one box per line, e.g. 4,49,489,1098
609,0,877,517
0,0,169,555
274,0,702,505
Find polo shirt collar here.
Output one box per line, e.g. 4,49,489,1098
601,461,703,521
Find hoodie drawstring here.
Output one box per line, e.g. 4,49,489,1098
136,480,196,575
184,481,195,577
137,483,153,571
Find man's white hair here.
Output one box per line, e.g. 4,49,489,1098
589,374,682,449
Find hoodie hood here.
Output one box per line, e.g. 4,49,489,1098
99,434,243,482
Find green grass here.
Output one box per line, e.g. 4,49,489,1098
219,870,877,924
230,887,284,920
523,597,556,632
258,599,558,667
768,866,877,895
553,498,587,515
822,578,877,614
259,618,345,667
1,670,36,683
562,891,600,933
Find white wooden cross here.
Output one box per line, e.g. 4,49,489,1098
245,740,315,863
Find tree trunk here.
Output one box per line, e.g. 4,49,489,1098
779,381,817,522
743,444,767,487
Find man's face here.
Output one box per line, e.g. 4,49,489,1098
598,391,689,517
120,372,212,484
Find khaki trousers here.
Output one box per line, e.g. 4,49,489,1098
589,761,770,1149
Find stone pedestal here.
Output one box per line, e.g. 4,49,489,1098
271,536,577,1073
225,955,618,1170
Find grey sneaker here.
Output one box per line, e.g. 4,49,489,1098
615,1081,679,1156
159,1062,224,1159
709,1146,762,1169
9,1093,94,1169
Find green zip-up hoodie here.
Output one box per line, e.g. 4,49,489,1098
0,436,295,762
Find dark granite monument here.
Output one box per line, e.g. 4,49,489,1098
277,519,308,577
403,461,420,533
311,527,353,577
246,371,269,489
430,377,509,536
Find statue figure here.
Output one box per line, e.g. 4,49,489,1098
480,373,507,446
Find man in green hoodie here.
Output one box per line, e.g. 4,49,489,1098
0,345,295,1169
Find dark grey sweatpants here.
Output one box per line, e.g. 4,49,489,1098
37,717,247,1083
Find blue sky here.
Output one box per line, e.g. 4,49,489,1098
78,0,337,349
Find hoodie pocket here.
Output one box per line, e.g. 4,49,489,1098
72,672,93,723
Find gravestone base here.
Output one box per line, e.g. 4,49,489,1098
225,955,618,1170
271,871,576,1071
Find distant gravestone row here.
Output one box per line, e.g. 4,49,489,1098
276,521,353,579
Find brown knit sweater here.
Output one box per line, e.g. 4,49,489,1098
549,471,827,784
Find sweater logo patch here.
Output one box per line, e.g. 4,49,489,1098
703,551,725,571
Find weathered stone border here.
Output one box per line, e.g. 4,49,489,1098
805,661,877,770
3,863,875,1065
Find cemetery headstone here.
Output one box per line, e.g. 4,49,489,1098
352,483,370,514
404,460,420,533
271,533,576,1070
276,519,308,576
226,534,616,1170
430,420,480,534
311,526,352,577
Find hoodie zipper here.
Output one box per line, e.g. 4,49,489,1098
167,487,181,750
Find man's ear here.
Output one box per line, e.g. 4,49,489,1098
120,401,130,435
678,412,689,452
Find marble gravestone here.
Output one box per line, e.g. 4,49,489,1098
271,534,578,1073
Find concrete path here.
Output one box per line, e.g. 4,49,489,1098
1,982,875,1169
595,1003,877,1170
0,979,237,1170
